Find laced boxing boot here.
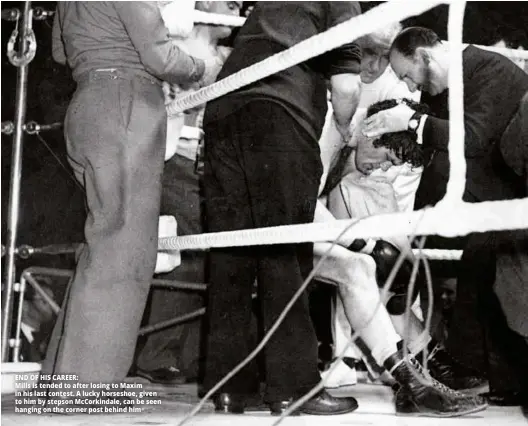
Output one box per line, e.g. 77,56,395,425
418,341,487,391
383,350,488,417
348,239,421,314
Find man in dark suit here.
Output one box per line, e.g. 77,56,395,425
361,27,528,406
201,1,364,416
363,26,528,205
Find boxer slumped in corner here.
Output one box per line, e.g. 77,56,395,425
314,23,485,396
362,26,528,406
315,97,487,417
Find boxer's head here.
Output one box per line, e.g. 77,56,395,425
195,1,243,39
357,22,402,83
354,99,428,175
389,27,447,96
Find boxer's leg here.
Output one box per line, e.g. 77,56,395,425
390,313,431,356
313,243,401,368
328,177,422,314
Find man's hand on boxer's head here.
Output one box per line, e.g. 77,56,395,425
362,103,414,138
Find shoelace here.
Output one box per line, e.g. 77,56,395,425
408,357,469,398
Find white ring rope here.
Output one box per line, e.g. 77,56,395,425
192,10,246,27
166,0,444,115
188,10,528,61
159,198,528,251
413,249,462,261
160,1,528,262
444,0,467,203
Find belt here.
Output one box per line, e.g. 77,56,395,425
77,68,161,86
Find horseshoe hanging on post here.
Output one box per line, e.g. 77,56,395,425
6,8,37,68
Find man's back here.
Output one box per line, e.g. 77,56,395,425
417,46,528,207
55,2,146,80
53,1,204,84
204,1,361,141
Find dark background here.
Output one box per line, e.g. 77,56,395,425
1,2,528,273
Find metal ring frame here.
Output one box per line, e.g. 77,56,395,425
2,1,34,362
8,267,207,362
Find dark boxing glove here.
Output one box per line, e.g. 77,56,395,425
348,239,422,315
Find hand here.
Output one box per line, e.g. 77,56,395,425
199,55,224,88
362,103,415,138
335,120,352,143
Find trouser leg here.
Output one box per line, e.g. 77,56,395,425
494,230,528,338
201,114,260,395
202,101,322,400
42,74,166,383
137,155,206,375
313,244,401,367
239,102,322,401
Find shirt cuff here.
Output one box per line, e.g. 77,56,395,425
416,114,427,145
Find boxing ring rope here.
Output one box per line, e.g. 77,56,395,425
1,241,464,261
413,249,462,261
192,9,246,27
184,7,528,60
158,198,528,251
444,0,466,203
166,0,445,115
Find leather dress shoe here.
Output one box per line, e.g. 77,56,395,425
136,366,186,385
479,390,528,406
268,397,301,416
213,393,245,414
269,389,358,416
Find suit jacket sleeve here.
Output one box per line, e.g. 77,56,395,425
52,5,67,65
423,51,525,158
114,1,205,84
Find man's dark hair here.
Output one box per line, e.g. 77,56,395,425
390,26,442,57
366,98,429,168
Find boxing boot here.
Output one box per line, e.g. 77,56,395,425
419,342,487,391
383,350,488,417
